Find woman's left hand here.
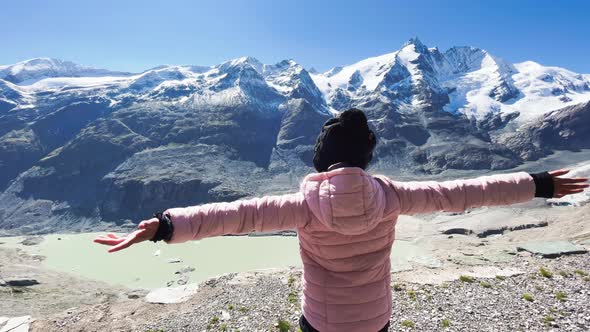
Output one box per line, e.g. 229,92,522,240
93,218,160,253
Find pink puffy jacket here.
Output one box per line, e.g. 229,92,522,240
165,167,535,332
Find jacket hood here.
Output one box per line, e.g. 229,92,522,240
300,167,386,235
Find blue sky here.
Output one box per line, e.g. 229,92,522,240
1,0,589,73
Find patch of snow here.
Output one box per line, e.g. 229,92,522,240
396,44,420,76
126,66,195,91
220,56,263,74
311,51,398,101
442,53,510,118
190,87,247,107
21,76,131,91
442,57,590,122
263,60,303,95
508,61,590,122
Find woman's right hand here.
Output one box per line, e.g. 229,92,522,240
549,169,589,198
93,218,160,253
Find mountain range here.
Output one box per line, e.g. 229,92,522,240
1,38,589,234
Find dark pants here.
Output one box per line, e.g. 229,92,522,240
299,315,390,332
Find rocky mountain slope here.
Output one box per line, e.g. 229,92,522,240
1,38,589,234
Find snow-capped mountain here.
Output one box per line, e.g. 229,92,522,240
0,57,129,84
1,38,590,234
311,38,590,123
1,56,328,114
3,40,588,122
262,59,328,111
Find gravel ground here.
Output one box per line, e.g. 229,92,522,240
109,254,590,332
387,254,590,332
143,271,303,332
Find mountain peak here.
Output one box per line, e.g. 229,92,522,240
220,56,264,75
2,57,90,71
22,57,76,65
403,37,427,50
230,56,262,67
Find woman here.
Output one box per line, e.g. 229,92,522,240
95,108,588,332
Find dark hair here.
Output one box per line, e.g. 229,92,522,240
313,108,377,172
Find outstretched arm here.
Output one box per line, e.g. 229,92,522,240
94,192,310,252
164,192,310,243
376,169,588,216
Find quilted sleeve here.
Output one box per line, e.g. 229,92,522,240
376,172,536,216
163,192,311,243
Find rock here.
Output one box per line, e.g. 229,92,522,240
0,316,31,332
145,284,199,304
1,279,40,287
177,274,189,285
167,258,182,264
227,272,259,286
221,310,231,320
437,209,548,238
516,241,588,258
205,278,218,287
18,236,44,246
126,289,148,299
453,250,517,266
175,266,195,274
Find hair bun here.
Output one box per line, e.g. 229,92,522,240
339,108,369,132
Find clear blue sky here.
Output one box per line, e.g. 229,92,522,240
1,0,589,73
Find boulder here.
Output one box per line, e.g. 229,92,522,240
175,266,196,274
145,284,199,304
1,279,40,287
516,241,588,258
167,258,182,264
126,289,148,299
437,209,547,238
